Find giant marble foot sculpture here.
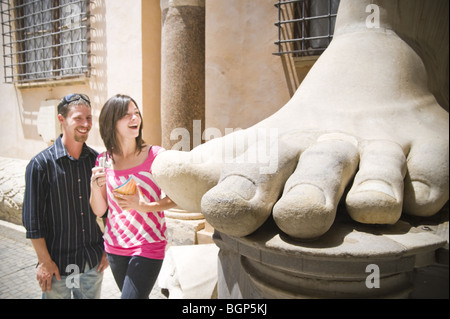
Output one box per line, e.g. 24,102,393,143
153,0,449,240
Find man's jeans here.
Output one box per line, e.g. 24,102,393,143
42,262,103,299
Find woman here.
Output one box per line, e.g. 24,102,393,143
90,94,176,298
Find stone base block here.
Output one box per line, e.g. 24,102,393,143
166,217,205,246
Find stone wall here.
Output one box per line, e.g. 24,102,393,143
0,157,27,225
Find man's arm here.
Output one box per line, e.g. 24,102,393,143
23,159,60,292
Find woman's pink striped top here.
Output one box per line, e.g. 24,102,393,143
96,146,167,260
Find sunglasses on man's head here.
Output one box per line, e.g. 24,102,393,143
61,93,91,106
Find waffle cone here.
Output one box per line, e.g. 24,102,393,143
114,177,137,195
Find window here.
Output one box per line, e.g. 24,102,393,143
1,0,91,84
274,0,340,56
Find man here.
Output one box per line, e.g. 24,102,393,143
23,93,108,299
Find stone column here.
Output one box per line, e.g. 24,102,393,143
160,0,209,242
160,0,205,151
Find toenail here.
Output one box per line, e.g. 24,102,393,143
286,184,326,205
356,180,396,198
220,175,256,201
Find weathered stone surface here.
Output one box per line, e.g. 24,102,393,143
0,157,27,225
165,217,205,246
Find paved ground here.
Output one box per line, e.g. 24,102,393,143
0,220,165,299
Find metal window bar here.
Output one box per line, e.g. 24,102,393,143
1,0,91,84
274,0,339,56
1,0,13,82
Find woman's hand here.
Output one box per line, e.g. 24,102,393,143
96,252,109,273
91,167,106,188
114,184,147,212
90,167,108,216
114,184,177,213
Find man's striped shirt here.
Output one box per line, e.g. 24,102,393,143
22,135,104,275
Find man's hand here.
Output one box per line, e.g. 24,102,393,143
36,260,61,292
97,252,109,273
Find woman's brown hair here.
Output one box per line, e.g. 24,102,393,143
99,94,146,159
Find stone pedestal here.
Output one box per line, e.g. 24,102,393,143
213,212,448,298
160,0,205,151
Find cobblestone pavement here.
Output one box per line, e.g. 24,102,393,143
0,220,165,299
